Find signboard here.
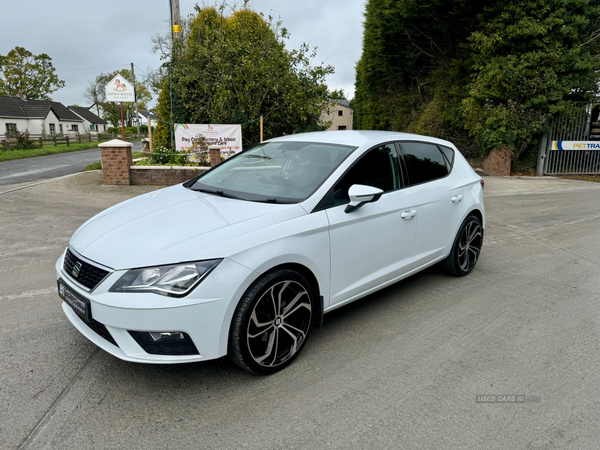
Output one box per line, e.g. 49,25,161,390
174,124,242,155
552,141,600,150
105,75,135,103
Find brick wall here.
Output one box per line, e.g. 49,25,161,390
131,166,209,186
100,146,132,185
210,148,221,167
482,147,511,176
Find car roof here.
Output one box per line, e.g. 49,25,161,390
267,130,456,149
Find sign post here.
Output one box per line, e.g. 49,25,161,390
105,75,135,140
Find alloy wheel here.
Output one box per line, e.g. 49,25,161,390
246,280,312,368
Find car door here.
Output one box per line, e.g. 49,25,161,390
398,141,466,267
323,143,418,306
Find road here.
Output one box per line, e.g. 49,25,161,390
0,141,143,186
1,173,600,449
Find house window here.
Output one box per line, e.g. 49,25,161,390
59,124,63,135
6,123,17,135
338,125,347,130
103,125,106,131
72,124,78,132
95,124,98,131
338,110,343,116
49,124,55,135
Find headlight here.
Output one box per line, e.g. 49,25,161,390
109,259,222,297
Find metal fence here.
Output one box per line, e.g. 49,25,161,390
538,105,600,175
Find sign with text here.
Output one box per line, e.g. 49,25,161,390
552,141,600,150
174,124,242,155
105,75,135,103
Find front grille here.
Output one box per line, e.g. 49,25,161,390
84,319,119,347
128,331,199,356
63,248,110,290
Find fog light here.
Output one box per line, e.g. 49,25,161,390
128,330,199,356
149,331,185,342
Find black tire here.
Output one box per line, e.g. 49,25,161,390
229,269,315,374
445,215,483,277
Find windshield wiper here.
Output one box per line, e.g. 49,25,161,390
194,188,244,200
253,198,293,204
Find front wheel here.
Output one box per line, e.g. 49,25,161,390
445,215,483,276
229,269,314,374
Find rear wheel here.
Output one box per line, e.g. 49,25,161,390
445,215,483,276
229,269,314,374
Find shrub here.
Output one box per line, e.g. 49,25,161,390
149,145,172,165
7,130,36,150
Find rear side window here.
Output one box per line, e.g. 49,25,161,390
401,142,449,185
438,145,455,167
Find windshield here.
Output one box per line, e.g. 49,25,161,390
187,141,356,203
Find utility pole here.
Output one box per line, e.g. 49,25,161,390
131,62,141,136
169,0,180,149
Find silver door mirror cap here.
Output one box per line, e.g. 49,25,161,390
345,184,384,213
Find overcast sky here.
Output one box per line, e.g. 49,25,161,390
0,0,365,108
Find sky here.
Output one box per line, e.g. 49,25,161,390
0,0,365,108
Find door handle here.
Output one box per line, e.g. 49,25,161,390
451,195,463,203
401,210,416,219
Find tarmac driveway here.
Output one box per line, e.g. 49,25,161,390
1,172,600,449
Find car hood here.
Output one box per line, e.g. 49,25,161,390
70,184,306,270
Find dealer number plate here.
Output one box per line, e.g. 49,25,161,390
58,279,91,323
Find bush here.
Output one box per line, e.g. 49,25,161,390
7,130,36,150
149,145,172,165
107,126,152,134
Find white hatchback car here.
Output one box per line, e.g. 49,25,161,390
56,131,484,374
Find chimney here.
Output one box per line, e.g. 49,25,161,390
17,90,27,101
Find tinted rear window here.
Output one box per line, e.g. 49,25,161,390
401,142,449,185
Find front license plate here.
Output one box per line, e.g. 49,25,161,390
58,278,91,323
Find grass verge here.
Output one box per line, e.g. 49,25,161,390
0,142,109,162
559,175,600,183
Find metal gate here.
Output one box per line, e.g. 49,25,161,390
537,105,600,175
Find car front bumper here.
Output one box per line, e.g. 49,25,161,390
56,249,256,364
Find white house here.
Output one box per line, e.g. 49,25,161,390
135,110,157,127
68,106,108,134
321,99,354,131
0,94,84,138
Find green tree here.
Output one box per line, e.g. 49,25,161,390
0,46,65,100
353,0,600,164
154,4,333,148
353,0,484,153
462,0,600,158
329,88,347,99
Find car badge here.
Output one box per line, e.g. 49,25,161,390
72,261,82,278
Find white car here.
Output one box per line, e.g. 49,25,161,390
56,131,484,374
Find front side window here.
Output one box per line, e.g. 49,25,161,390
331,144,400,206
338,110,343,116
401,142,449,185
59,124,63,135
188,141,356,203
72,124,79,132
49,123,55,135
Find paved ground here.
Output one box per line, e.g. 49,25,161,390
0,141,143,186
1,173,600,449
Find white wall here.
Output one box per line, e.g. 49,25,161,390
0,117,42,137
44,110,60,136
322,103,354,131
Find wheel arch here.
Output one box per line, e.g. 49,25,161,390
264,262,323,328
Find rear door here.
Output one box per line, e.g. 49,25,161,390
398,141,466,267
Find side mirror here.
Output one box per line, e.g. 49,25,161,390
344,184,384,213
